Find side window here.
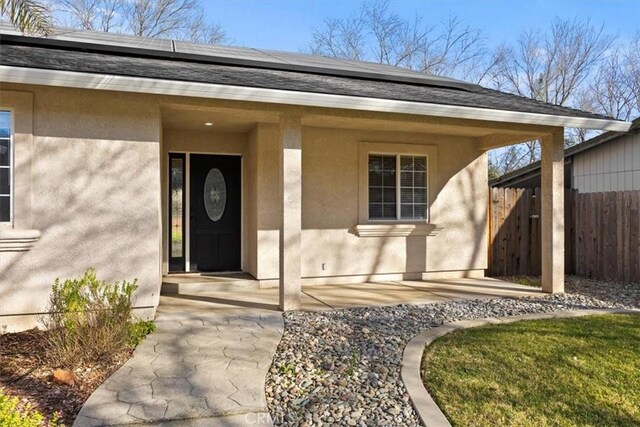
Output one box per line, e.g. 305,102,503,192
368,155,396,220
0,111,11,223
368,153,428,221
399,155,428,220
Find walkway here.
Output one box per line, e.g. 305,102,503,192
74,312,283,426
74,278,540,426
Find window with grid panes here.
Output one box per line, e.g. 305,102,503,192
368,154,427,220
0,111,11,223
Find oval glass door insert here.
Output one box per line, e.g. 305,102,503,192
204,168,226,221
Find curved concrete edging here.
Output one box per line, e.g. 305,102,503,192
401,308,640,427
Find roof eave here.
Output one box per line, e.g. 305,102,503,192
0,65,632,132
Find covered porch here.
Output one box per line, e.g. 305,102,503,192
158,276,544,316
161,99,567,311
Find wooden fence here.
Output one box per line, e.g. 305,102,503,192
488,187,640,283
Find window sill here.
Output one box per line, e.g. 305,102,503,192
352,223,436,237
0,228,41,252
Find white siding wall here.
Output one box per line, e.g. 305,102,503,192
573,131,640,193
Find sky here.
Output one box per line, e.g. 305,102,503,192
203,0,640,52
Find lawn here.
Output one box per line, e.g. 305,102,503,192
422,314,640,427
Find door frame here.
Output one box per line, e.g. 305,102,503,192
167,151,244,273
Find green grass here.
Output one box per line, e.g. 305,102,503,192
422,314,640,427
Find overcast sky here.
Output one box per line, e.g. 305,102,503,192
203,0,639,51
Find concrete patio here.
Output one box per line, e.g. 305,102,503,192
158,277,543,317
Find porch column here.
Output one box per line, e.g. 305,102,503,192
541,128,565,293
278,114,302,310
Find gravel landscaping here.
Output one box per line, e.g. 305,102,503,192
564,275,640,308
266,280,639,426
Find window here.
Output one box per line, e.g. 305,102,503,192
368,154,428,220
169,153,185,271
0,111,11,223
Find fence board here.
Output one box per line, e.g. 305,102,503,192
488,187,640,282
630,192,639,282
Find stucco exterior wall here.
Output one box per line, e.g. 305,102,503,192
0,85,161,332
301,127,487,282
573,131,640,192
249,125,488,283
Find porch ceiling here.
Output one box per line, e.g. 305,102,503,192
302,114,498,137
161,103,543,142
161,105,278,132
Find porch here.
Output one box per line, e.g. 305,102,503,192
158,276,543,316
160,101,567,313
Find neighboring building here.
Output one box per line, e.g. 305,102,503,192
491,117,640,191
0,25,630,331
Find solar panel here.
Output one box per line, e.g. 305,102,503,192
51,28,173,51
262,50,369,71
174,41,287,64
252,49,478,89
0,23,479,91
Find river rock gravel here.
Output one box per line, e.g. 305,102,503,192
565,275,640,308
266,289,637,426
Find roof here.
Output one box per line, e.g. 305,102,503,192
0,23,478,91
490,116,640,187
0,24,632,131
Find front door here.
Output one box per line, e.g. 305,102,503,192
189,154,241,271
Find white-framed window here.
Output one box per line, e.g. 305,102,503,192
368,153,428,221
0,110,11,223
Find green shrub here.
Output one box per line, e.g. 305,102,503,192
0,389,62,427
42,268,151,367
128,320,157,347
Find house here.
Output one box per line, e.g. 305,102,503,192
491,117,640,191
0,25,631,332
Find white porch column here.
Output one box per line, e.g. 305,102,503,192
279,115,302,310
541,128,565,293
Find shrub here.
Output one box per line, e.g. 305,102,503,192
128,320,157,347
0,388,62,426
42,268,152,367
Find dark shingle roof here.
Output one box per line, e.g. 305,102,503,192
0,27,623,123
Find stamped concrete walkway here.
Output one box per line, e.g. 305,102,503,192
74,311,283,426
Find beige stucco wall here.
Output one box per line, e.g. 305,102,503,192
275,127,486,282
247,124,488,283
0,85,161,332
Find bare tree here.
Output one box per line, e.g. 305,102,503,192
497,18,614,105
54,0,118,31
310,10,368,61
488,142,540,179
489,17,615,174
308,0,496,83
587,51,636,122
52,0,225,43
626,34,640,113
185,9,225,45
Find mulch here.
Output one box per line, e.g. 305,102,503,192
0,329,132,425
